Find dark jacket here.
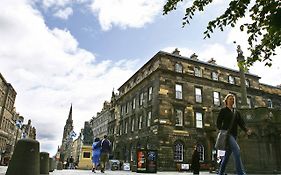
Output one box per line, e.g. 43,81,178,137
191,149,200,173
95,138,111,154
217,107,248,138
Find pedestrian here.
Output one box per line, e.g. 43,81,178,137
191,144,200,175
217,94,251,175
68,156,74,169
95,135,111,173
92,137,101,173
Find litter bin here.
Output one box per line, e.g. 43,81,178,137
123,162,130,171
109,160,120,170
136,149,157,173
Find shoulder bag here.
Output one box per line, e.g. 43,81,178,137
215,110,236,150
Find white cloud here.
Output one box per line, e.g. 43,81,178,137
90,0,165,31
42,0,88,8
199,43,237,69
0,0,139,155
42,0,72,8
54,7,73,20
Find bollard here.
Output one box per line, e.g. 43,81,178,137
40,152,49,174
57,161,63,170
49,158,54,172
6,138,40,175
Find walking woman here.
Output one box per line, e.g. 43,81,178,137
217,94,251,175
92,138,101,173
191,144,200,175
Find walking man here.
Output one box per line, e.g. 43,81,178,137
95,135,111,173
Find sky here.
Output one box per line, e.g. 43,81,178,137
0,0,280,156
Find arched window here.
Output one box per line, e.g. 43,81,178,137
197,144,204,162
174,142,183,162
175,63,183,73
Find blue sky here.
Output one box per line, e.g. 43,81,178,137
0,0,280,156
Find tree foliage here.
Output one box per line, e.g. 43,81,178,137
163,0,281,67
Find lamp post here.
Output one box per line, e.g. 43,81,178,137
236,45,248,108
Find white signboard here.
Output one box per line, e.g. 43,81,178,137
181,164,189,170
123,163,130,171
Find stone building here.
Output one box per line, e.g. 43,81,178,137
0,73,37,165
0,73,17,165
72,131,82,164
91,101,112,140
109,50,281,173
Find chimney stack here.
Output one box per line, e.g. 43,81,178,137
172,48,181,56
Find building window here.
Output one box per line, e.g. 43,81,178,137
175,109,183,126
196,112,203,128
247,96,252,108
211,72,218,81
147,111,152,127
197,144,204,162
121,105,125,115
138,116,142,130
83,152,91,158
132,97,136,109
174,142,183,162
125,121,128,134
267,99,273,108
148,86,153,101
175,63,183,73
175,84,183,99
126,102,129,113
194,67,202,77
213,91,220,106
139,93,144,106
119,124,122,135
131,119,135,132
195,87,202,103
228,75,235,84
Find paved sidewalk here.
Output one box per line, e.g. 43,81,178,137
49,169,213,175
1,166,280,175
0,166,213,175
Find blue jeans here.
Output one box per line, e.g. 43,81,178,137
218,135,246,175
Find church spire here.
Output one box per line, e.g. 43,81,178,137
67,103,72,122
62,104,74,146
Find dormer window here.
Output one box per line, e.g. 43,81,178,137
228,75,235,84
194,67,202,77
267,99,273,108
175,63,183,73
211,72,218,81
